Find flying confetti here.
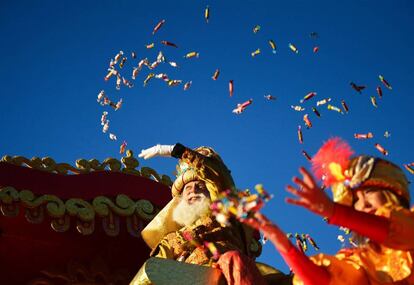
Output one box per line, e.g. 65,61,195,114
146,43,155,49
253,25,261,33
313,46,319,53
229,80,234,97
109,133,117,141
384,131,391,138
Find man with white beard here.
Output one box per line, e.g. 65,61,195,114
134,143,262,266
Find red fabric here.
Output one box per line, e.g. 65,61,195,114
0,162,172,284
328,203,389,243
280,245,331,285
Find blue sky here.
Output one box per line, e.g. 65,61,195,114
1,0,414,272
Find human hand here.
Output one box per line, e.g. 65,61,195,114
138,144,175,159
286,167,334,218
241,212,292,253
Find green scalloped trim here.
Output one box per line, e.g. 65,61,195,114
0,186,160,237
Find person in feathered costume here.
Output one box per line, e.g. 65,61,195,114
242,137,413,285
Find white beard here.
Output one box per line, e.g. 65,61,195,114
172,195,211,227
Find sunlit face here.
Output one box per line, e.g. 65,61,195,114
182,181,210,205
353,188,387,213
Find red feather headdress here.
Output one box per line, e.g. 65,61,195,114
311,137,354,187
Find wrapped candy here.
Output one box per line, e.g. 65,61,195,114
116,75,122,90
268,40,277,54
302,150,312,161
354,133,373,139
161,40,178,48
120,141,127,154
152,19,165,35
376,86,383,98
212,69,220,80
384,131,391,138
403,164,414,175
97,90,105,102
168,79,182,86
102,120,110,133
303,114,312,129
300,92,317,103
114,51,124,64
312,107,321,117
291,105,305,111
327,104,343,114
350,82,365,94
379,75,392,90
289,43,299,53
232,99,253,114
205,5,210,23
183,81,192,90
101,111,108,126
305,234,319,250
169,61,179,68
146,43,155,49
264,94,276,100
251,48,261,57
341,100,349,113
143,73,155,86
104,68,118,81
184,51,199,59
297,125,303,144
375,143,388,155
316,98,331,106
370,96,378,108
119,57,127,68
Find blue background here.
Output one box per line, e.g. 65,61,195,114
1,0,413,272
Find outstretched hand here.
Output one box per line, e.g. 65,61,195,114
286,167,334,218
241,212,292,254
138,144,175,160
